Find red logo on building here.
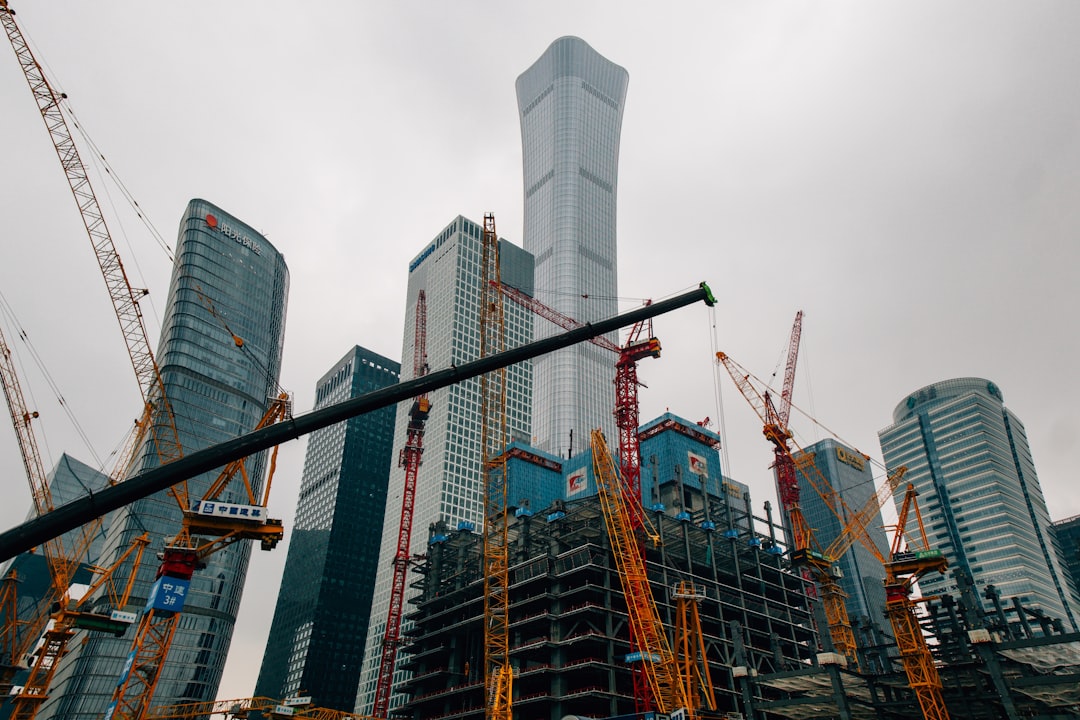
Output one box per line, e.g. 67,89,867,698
205,214,218,228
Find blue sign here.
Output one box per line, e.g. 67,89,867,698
146,576,190,613
116,649,137,688
104,701,118,720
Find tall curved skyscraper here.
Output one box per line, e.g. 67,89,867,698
516,36,628,459
878,378,1079,632
38,199,289,719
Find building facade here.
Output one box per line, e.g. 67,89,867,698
254,347,399,709
792,439,891,637
354,216,534,714
878,378,1079,633
516,36,628,459
1051,514,1080,615
39,199,289,719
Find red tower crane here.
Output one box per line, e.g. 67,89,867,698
495,282,660,709
372,291,431,718
768,311,804,534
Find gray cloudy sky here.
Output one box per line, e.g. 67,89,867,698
2,0,1078,703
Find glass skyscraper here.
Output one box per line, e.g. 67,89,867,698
254,346,399,710
516,36,628,459
355,216,534,714
792,439,890,635
39,199,289,718
878,378,1079,632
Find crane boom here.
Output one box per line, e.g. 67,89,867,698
777,310,803,429
591,430,691,716
372,291,431,717
0,0,181,470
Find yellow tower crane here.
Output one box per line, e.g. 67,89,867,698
0,0,182,475
479,213,512,720
1,319,153,719
591,429,693,716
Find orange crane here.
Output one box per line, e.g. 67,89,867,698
883,484,950,720
105,393,291,720
0,320,154,717
717,345,864,667
0,0,182,475
672,581,716,716
591,429,693,716
718,352,948,717
479,214,512,720
371,291,431,717
10,533,151,720
495,282,661,706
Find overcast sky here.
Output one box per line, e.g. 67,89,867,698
2,0,1078,704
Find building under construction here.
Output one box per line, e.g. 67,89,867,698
390,413,1080,720
396,414,821,720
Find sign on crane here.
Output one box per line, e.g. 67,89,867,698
105,393,291,720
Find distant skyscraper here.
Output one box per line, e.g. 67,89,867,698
516,36,628,458
39,199,289,719
355,216,534,714
1051,515,1080,615
254,346,399,710
792,439,890,635
878,378,1079,632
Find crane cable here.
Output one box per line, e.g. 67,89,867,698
0,291,104,472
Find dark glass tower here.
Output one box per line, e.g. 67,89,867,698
38,199,289,719
254,346,399,710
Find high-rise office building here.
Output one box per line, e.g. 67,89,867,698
355,216,534,714
878,378,1079,633
792,439,890,636
39,199,289,719
1051,514,1080,614
0,454,108,715
516,36,628,458
254,346,399,710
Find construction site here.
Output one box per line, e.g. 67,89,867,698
2,2,1080,720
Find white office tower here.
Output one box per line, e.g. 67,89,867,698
516,36,628,458
355,216,534,713
879,378,1079,633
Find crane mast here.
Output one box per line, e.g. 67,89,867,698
884,484,950,720
106,394,290,720
480,214,512,720
0,319,137,711
372,291,431,717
